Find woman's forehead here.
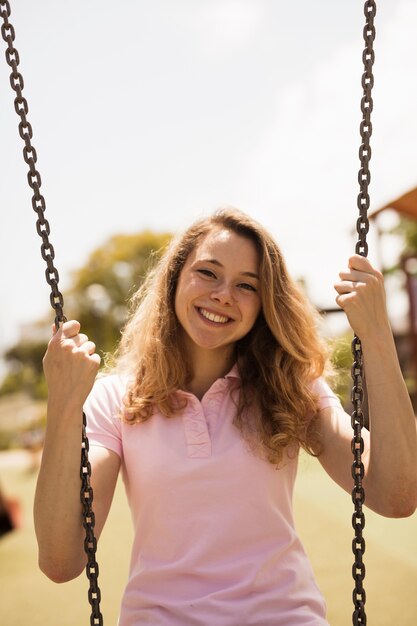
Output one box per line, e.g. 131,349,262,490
180,229,260,280
194,228,257,258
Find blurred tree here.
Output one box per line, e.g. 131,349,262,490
0,340,47,398
0,230,171,399
395,217,417,255
327,333,353,410
66,230,171,356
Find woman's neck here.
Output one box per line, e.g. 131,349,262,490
185,343,236,400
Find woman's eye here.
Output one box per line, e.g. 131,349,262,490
239,283,257,292
197,269,216,278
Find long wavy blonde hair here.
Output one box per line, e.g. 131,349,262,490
114,208,329,464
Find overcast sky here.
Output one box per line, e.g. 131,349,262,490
1,0,416,360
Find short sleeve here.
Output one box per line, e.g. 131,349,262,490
311,377,343,411
84,375,125,460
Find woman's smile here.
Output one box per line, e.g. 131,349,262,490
196,306,233,325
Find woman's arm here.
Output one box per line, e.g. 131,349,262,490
316,255,417,518
34,320,120,582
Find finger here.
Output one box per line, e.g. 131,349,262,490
335,292,356,309
49,322,64,345
89,353,101,367
69,333,89,348
61,320,81,339
334,280,360,295
338,268,372,283
50,320,82,346
348,254,379,274
78,340,97,356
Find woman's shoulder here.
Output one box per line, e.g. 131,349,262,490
85,373,129,415
310,376,343,411
94,372,128,394
84,374,128,448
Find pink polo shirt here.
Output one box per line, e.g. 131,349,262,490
85,368,342,626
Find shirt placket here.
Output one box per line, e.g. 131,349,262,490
182,396,212,458
181,378,231,458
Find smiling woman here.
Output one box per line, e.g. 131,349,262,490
35,209,417,626
34,206,417,626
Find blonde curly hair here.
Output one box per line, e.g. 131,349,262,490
114,208,329,464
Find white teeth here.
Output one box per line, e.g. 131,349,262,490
199,308,229,324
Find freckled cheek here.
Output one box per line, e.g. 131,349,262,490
174,282,199,321
249,301,262,326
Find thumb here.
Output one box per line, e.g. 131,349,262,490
50,322,64,341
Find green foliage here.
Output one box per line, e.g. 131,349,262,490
327,333,353,410
0,429,15,450
393,217,417,256
0,230,172,398
0,342,48,399
0,368,43,400
67,231,171,357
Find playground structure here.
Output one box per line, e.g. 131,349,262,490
370,186,417,406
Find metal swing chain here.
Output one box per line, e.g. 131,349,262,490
0,2,103,624
351,2,376,624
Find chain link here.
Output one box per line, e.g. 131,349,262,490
0,2,103,623
81,411,104,626
351,2,376,624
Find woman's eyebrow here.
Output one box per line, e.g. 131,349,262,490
198,258,259,280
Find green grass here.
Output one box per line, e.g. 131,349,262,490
0,463,132,626
1,454,416,625
295,453,417,625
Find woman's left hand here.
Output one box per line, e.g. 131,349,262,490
334,254,390,339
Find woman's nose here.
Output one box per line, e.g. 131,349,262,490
211,282,234,305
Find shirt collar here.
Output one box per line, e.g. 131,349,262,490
224,363,240,379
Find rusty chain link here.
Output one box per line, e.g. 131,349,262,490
351,2,376,624
81,426,104,626
0,2,103,624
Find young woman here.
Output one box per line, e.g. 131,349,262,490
34,208,417,625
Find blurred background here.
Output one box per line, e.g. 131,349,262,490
1,1,417,624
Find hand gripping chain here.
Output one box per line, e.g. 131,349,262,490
0,2,103,624
351,2,376,624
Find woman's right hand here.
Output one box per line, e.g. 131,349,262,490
43,320,101,409
36,321,112,582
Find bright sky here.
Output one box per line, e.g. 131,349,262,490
1,0,416,358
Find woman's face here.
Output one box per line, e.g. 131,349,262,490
174,228,262,361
